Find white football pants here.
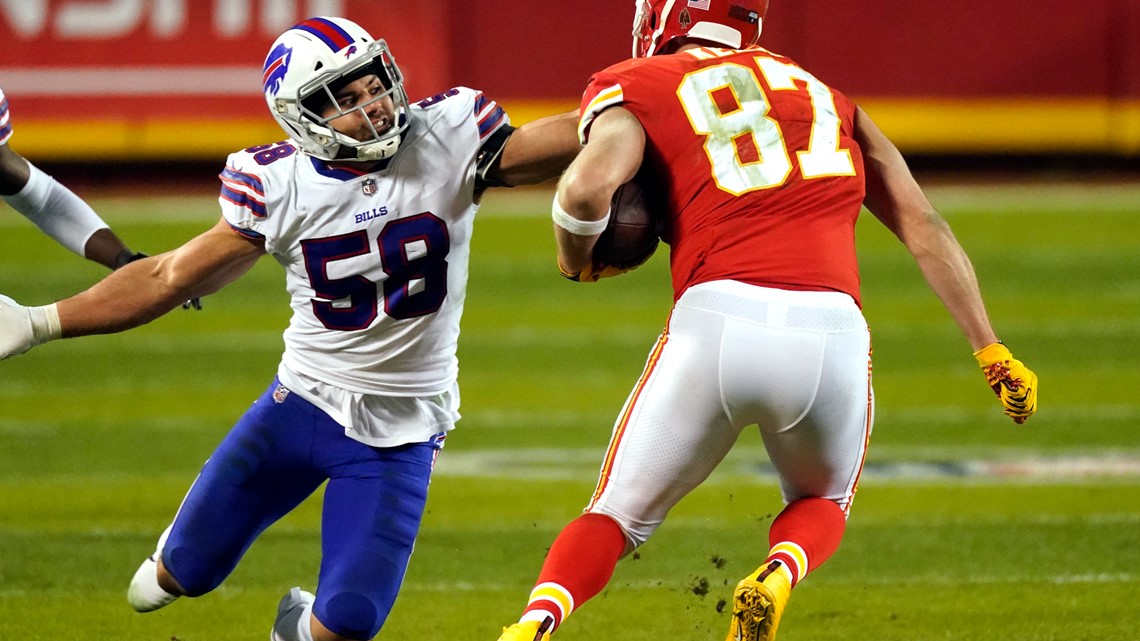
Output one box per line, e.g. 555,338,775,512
586,279,874,547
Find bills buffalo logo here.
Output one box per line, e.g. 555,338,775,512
262,43,294,95
343,45,358,58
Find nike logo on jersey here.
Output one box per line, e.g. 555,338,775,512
355,207,390,224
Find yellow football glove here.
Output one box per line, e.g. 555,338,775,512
558,260,630,283
973,342,1038,424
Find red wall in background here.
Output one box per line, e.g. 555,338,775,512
1,0,1138,158
447,0,1140,102
440,0,630,103
0,0,451,120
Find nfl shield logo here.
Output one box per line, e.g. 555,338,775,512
272,384,290,404
362,177,378,196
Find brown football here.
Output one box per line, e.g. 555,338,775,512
591,180,661,270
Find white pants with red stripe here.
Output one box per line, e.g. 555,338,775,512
586,279,874,547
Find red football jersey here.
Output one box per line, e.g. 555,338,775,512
579,46,867,305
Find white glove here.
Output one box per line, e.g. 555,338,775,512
0,295,62,359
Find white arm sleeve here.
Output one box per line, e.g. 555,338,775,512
2,163,109,257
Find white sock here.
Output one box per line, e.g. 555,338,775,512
127,525,179,613
127,556,179,612
1,163,108,256
520,610,556,626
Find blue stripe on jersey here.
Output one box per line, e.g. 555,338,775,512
0,95,10,142
294,17,354,52
473,93,489,113
477,106,507,138
220,167,265,195
220,185,268,218
310,156,391,181
227,221,265,239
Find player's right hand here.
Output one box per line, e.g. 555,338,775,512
0,295,61,360
974,342,1038,424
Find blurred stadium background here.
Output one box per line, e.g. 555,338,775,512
2,1,1138,640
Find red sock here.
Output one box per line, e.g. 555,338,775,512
521,513,627,630
765,498,846,587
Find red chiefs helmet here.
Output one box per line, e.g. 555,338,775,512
632,0,769,58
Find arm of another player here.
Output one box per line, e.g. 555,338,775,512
0,218,262,359
0,142,137,270
553,106,645,277
487,109,582,186
854,106,1036,424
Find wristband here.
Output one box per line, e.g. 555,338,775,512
29,303,62,344
114,250,148,270
552,195,610,236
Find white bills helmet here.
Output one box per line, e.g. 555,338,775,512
262,16,409,161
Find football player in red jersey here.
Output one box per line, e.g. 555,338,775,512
499,2,1038,641
0,86,143,270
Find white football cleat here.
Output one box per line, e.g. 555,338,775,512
127,555,179,612
270,587,316,641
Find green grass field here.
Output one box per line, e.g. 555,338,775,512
1,182,1138,640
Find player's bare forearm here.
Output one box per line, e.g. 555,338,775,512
855,106,998,350
900,212,998,351
495,110,581,186
554,108,645,275
55,257,188,335
56,219,263,337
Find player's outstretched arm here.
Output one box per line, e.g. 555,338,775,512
0,219,262,360
490,110,582,187
0,143,137,270
854,106,1037,424
553,107,645,278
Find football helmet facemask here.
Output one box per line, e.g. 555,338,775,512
632,0,768,58
263,16,410,162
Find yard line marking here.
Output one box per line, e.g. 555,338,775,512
431,448,1140,481
401,572,1140,593
0,572,1130,599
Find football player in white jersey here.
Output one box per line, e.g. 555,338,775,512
0,16,580,641
1,86,143,269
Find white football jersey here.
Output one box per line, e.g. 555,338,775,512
219,87,509,402
0,87,14,145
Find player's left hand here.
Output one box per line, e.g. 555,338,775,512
974,342,1038,424
0,295,61,360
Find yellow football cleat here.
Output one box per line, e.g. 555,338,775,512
498,617,553,641
726,561,792,641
